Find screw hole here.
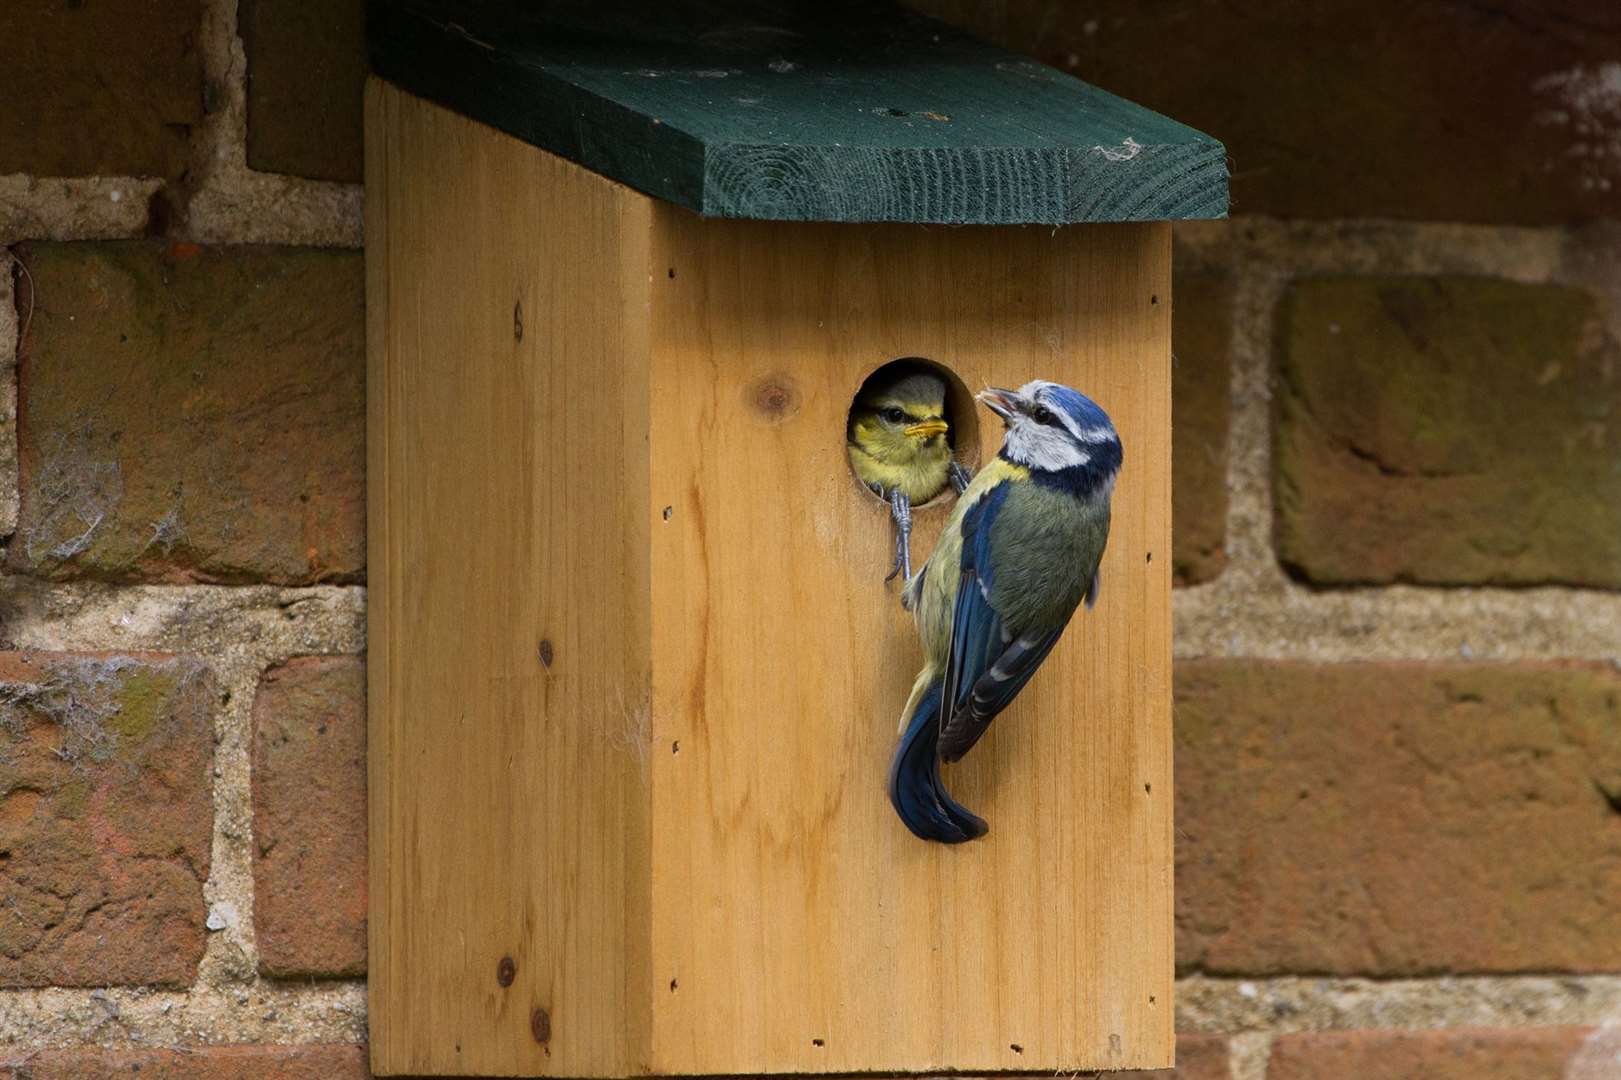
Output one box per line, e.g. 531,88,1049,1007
1010,1044,1024,1054
1149,995,1157,1005
667,267,676,279
662,506,673,521
812,1038,825,1048
1144,782,1152,794
1146,551,1153,563
1150,294,1159,306
671,740,680,754
669,977,678,992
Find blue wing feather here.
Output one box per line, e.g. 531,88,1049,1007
936,480,1078,764
938,483,1010,726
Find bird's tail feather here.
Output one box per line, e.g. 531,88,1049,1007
887,681,988,844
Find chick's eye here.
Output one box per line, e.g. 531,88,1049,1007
883,408,906,423
1030,404,1054,425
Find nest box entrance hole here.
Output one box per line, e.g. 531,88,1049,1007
845,357,980,507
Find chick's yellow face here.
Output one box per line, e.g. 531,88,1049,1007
847,373,955,503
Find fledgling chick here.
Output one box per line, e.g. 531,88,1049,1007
889,380,1121,843
847,370,970,582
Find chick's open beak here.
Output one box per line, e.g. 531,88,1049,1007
904,418,950,439
977,387,1021,423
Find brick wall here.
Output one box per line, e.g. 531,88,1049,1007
1,2,1618,1078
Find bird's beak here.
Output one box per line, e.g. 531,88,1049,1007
903,418,949,440
977,387,1020,423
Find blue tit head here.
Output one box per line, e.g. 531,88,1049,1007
978,380,1122,480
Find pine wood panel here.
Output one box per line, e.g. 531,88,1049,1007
646,213,1173,1074
366,80,654,1077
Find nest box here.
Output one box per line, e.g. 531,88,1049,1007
364,3,1226,1076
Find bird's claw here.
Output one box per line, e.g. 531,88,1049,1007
948,461,972,495
885,489,913,584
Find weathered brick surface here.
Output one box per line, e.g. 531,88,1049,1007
1268,1027,1595,1080
908,1,1621,224
13,242,365,585
243,0,366,182
253,656,366,978
0,1044,370,1079
1176,661,1621,975
1127,1034,1230,1079
0,0,203,179
1274,276,1621,588
1171,270,1232,585
0,652,214,987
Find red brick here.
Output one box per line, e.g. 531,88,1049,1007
1176,661,1621,975
14,242,365,585
1171,269,1231,585
1274,276,1621,588
1125,1034,1230,1079
253,656,366,977
0,1044,370,1079
243,0,366,182
907,1,1621,224
1269,1028,1596,1080
0,652,214,987
0,1,202,178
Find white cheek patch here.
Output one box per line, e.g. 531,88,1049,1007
1005,423,1089,470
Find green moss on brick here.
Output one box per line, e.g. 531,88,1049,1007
14,242,366,586
1274,275,1621,588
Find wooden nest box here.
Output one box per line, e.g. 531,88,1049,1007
364,2,1226,1076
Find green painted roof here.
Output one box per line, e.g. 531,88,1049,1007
368,0,1228,225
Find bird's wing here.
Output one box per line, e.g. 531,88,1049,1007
939,623,1068,764
936,482,1008,733
936,481,1079,764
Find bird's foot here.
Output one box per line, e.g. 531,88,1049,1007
948,461,973,495
885,489,913,583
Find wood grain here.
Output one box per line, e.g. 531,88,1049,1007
366,79,654,1077
645,212,1174,1074
366,0,1227,225
368,83,1173,1076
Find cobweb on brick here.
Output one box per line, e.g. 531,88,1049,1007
22,422,124,566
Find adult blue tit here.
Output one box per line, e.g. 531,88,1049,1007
888,379,1121,843
847,369,971,583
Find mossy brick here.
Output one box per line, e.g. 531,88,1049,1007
0,1044,371,1079
0,0,203,178
252,655,366,978
13,242,365,585
1175,660,1621,976
906,0,1621,224
0,651,215,988
1268,1028,1597,1080
1171,269,1232,585
243,0,366,182
1274,275,1621,588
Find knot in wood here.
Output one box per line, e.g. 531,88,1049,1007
747,374,800,424
530,1007,552,1044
